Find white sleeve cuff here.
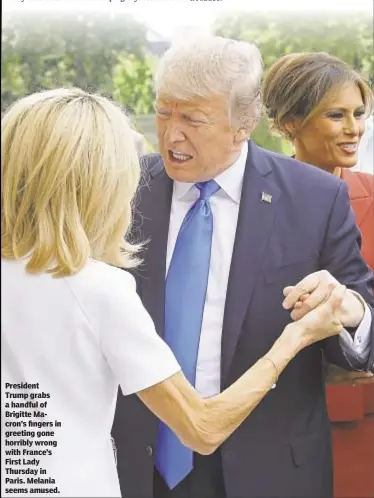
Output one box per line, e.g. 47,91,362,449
339,291,372,363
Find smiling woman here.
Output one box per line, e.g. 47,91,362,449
291,82,366,168
262,52,373,267
262,52,372,176
263,51,374,498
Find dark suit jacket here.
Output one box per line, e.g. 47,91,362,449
112,142,374,498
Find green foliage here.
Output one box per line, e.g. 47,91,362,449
252,115,293,155
1,11,150,111
214,11,373,80
113,54,155,115
2,11,373,153
214,11,373,151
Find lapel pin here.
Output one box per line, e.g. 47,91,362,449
261,192,272,203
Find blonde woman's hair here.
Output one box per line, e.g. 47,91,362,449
262,52,373,140
154,36,263,130
1,87,142,277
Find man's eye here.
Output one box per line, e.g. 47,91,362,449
185,116,205,125
156,110,171,119
354,111,366,118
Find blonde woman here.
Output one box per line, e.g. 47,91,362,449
1,88,346,498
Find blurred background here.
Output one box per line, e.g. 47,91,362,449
2,0,373,157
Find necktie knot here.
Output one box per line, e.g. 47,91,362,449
195,180,220,200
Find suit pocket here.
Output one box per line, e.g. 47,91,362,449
263,258,317,285
290,430,327,467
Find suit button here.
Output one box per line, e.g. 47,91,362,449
146,445,153,456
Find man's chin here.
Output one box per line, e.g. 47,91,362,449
164,163,197,183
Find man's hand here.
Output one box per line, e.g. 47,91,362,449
285,284,346,350
282,270,365,328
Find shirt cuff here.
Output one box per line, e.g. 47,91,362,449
339,291,372,362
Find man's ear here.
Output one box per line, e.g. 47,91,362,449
234,128,249,145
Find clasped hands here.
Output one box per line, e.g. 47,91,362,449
283,270,374,381
282,270,365,330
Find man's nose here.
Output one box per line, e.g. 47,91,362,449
166,122,186,143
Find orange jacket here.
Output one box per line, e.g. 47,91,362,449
341,169,374,272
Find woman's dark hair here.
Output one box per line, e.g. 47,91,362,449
262,52,373,139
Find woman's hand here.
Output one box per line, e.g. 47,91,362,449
283,271,364,328
285,284,347,350
137,284,348,456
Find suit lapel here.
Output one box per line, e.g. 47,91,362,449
221,142,281,383
136,161,173,338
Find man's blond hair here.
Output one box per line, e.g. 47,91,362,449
1,88,141,277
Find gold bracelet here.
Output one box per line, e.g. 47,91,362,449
263,356,279,389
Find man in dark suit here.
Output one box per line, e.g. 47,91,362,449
112,36,374,498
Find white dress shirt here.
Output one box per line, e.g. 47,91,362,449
166,141,372,398
1,258,180,497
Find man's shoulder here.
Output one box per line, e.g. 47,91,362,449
261,147,337,179
140,153,164,179
256,145,343,193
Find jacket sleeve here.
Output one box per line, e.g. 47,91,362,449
320,181,374,371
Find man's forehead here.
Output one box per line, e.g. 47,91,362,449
156,94,226,112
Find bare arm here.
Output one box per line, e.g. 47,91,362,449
138,285,346,455
138,331,295,454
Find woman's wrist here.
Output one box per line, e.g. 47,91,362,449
265,324,307,378
261,356,279,388
281,322,309,353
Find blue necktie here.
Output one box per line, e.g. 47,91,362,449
155,180,220,490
